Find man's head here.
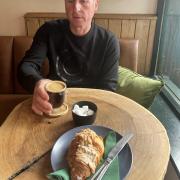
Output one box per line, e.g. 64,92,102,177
65,0,99,36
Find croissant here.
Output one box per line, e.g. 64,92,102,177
67,128,104,180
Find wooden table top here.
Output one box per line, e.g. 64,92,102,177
0,88,170,180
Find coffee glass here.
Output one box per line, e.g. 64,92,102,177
45,81,66,110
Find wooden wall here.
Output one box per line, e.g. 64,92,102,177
24,13,157,75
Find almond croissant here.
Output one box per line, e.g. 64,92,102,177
67,128,104,180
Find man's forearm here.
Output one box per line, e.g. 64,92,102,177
17,62,43,93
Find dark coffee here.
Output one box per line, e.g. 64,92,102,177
45,81,66,108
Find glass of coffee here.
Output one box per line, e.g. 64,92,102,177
45,81,66,110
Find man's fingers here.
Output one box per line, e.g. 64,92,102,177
36,96,52,111
32,100,52,115
37,85,49,100
32,105,43,116
32,96,52,114
32,79,53,115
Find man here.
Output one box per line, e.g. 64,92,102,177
18,0,120,115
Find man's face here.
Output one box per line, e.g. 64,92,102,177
65,0,99,33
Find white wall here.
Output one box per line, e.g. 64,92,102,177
0,0,157,36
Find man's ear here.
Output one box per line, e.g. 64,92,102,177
94,0,99,11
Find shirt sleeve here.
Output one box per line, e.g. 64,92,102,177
96,35,120,92
17,23,49,93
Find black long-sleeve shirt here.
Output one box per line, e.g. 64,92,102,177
18,19,120,93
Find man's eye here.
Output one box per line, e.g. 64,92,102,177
80,0,89,3
66,0,89,4
67,0,74,3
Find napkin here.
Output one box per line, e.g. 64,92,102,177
100,131,120,180
47,169,69,180
47,131,120,180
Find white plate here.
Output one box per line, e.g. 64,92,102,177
51,125,133,179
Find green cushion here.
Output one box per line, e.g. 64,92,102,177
116,67,164,108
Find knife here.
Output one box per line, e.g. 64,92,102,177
90,133,133,180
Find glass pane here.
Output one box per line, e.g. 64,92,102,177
157,0,180,90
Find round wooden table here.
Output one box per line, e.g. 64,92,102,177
0,88,170,180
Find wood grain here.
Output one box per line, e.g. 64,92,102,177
25,18,40,37
109,19,122,38
135,20,150,74
0,88,170,180
145,19,157,75
121,20,136,38
94,19,108,29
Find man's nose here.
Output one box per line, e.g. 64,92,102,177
73,1,81,12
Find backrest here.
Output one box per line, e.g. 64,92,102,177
119,39,139,72
0,36,14,93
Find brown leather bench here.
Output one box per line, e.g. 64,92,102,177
0,36,139,125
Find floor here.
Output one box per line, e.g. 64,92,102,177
150,94,180,179
165,160,179,180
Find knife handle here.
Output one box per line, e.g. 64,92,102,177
90,162,106,180
90,158,111,180
96,162,111,180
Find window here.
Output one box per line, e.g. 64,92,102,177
152,0,180,114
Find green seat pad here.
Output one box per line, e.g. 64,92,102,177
116,67,164,108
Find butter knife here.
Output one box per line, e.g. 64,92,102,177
90,133,133,180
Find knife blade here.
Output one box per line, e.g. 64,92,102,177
91,132,133,180
108,132,133,162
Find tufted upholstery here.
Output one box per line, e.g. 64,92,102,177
0,36,139,125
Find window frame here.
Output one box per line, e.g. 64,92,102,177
151,0,180,115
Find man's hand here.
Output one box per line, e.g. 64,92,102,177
32,79,53,115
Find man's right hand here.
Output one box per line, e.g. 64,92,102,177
32,79,53,115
